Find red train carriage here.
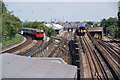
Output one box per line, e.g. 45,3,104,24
22,28,44,40
36,30,44,39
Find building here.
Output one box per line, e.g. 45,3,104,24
45,23,63,30
44,23,64,34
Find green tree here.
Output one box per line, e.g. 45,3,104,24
87,21,93,25
106,25,118,37
2,1,22,42
93,24,98,27
100,17,118,38
117,8,120,38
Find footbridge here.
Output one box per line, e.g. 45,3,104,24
87,27,103,39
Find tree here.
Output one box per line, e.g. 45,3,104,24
117,8,120,38
93,24,98,27
87,21,93,25
100,18,107,34
100,17,118,38
106,25,118,37
2,1,22,41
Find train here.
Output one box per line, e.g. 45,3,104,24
76,26,86,36
22,28,44,40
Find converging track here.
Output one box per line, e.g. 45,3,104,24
3,35,33,53
87,33,120,79
3,35,44,57
2,30,119,79
46,31,73,64
47,32,69,57
80,36,105,79
17,40,44,56
96,40,120,79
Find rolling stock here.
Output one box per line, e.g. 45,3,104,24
76,26,86,36
22,28,44,40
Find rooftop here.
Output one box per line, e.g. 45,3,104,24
1,53,77,78
44,24,63,30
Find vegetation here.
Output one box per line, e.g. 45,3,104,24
117,7,120,38
93,23,99,27
100,17,119,38
0,20,1,42
2,34,23,47
86,21,93,27
1,1,22,43
1,1,57,47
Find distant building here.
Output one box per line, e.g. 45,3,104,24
45,23,63,30
44,23,64,34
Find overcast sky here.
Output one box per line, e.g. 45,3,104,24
4,2,119,22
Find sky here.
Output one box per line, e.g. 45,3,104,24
3,0,120,2
4,1,119,22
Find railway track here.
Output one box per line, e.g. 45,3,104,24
48,42,61,57
103,41,120,56
80,36,105,79
45,32,73,64
17,40,44,56
96,41,120,79
3,35,33,53
3,35,45,57
48,37,68,57
48,32,71,57
87,33,120,79
99,41,120,63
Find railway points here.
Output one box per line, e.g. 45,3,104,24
2,1,120,79
1,28,120,80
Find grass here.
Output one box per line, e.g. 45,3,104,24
0,42,2,50
2,34,23,48
117,38,120,41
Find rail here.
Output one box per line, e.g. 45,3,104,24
32,39,54,57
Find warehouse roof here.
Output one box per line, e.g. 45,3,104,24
2,53,77,78
45,24,63,30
